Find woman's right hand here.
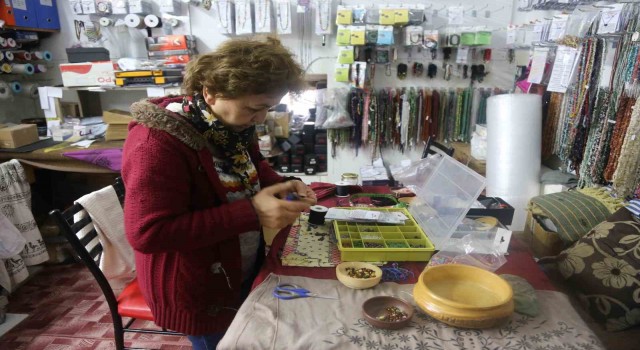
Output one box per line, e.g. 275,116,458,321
251,182,312,229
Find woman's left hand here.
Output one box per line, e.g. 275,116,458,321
289,180,317,206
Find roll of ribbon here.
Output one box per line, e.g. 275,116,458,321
0,37,7,48
309,205,329,225
0,63,11,73
10,81,22,93
144,14,161,28
0,82,10,99
21,82,39,98
6,38,17,48
335,181,350,197
33,64,47,73
33,51,52,61
124,14,146,28
4,51,14,61
11,63,34,75
99,17,113,27
13,51,31,61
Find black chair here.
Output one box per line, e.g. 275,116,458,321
49,179,183,350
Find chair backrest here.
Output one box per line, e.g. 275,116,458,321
422,136,454,159
49,179,125,315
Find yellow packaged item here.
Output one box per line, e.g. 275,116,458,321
379,8,395,25
336,26,351,46
394,8,409,25
350,26,366,45
338,46,355,64
336,6,353,25
334,64,350,82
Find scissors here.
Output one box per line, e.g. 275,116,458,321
273,283,338,300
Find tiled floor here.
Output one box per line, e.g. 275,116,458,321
0,264,192,350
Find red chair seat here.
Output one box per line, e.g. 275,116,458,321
117,279,154,320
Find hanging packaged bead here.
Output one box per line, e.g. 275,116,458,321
375,47,390,64
404,25,423,46
352,5,366,25
408,5,425,25
377,26,394,45
336,26,352,46
350,25,366,46
365,25,378,45
393,6,409,26
338,46,355,64
379,5,395,25
336,5,353,25
335,64,350,82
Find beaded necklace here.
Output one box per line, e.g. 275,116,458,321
612,96,640,197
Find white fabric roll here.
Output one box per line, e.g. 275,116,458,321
486,94,542,231
124,14,145,28
0,82,11,99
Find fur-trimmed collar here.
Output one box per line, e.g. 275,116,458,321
129,97,207,150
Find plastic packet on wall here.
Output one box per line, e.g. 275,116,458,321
322,88,354,129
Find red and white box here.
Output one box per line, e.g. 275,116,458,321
59,61,117,87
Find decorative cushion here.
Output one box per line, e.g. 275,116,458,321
557,207,640,331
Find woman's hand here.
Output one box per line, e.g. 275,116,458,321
251,181,312,229
289,180,317,206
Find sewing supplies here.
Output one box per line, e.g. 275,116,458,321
381,263,414,282
273,283,338,300
335,181,350,197
308,205,329,225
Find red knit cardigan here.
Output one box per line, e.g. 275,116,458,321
122,97,284,335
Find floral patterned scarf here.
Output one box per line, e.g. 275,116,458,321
182,94,257,194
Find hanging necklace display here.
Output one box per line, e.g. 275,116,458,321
255,0,271,33
276,0,291,34
404,26,423,46
315,0,331,35
214,0,233,34
235,0,253,35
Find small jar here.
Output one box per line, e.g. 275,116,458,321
341,173,358,186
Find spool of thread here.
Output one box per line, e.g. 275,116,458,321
10,81,22,93
33,64,47,73
0,63,11,73
6,38,16,48
0,82,10,99
99,17,113,27
0,51,3,61
335,181,350,197
4,51,14,61
0,37,7,48
32,51,52,61
11,63,34,75
21,83,39,98
144,14,161,28
308,205,329,225
13,51,31,61
124,14,146,28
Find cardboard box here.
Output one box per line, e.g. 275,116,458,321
59,61,117,87
524,211,566,258
0,124,39,148
103,110,133,124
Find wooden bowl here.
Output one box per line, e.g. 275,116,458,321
413,264,514,329
336,262,382,289
362,296,414,329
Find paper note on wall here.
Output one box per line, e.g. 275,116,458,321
527,48,548,84
547,46,579,93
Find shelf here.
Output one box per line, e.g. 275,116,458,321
1,25,59,33
278,172,328,177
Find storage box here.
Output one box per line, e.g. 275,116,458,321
102,110,133,124
66,47,110,63
60,61,117,87
467,196,515,226
524,211,566,258
0,124,39,148
334,208,435,262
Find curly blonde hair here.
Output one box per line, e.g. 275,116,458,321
182,37,306,98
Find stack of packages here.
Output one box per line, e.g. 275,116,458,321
146,34,197,66
103,110,133,141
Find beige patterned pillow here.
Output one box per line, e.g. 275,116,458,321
557,207,640,331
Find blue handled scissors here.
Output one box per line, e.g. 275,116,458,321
273,283,338,300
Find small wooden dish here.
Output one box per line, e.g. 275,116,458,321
336,262,382,289
362,296,414,330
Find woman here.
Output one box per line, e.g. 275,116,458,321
122,37,317,349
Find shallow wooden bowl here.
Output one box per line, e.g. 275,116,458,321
336,262,382,289
413,264,514,329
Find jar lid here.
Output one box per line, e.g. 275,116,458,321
342,172,358,179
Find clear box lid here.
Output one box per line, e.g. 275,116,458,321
395,153,486,249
